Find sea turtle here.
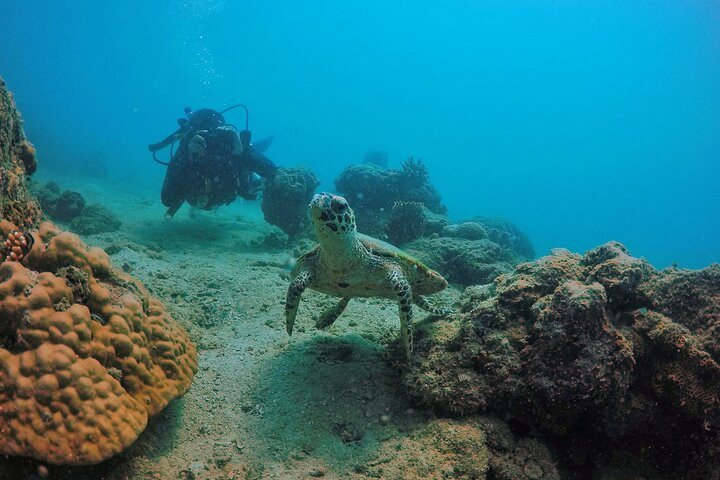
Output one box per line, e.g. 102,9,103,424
285,192,451,357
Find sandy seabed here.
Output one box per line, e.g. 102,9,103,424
1,175,460,480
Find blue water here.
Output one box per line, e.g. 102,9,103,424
1,0,718,268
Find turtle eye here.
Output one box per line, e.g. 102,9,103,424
331,197,348,213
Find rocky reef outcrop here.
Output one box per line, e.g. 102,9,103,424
0,78,41,230
404,217,535,287
404,241,720,478
32,181,86,222
31,181,121,235
68,203,121,235
335,159,533,286
335,158,445,235
261,166,320,237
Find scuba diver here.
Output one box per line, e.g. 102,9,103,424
148,105,277,219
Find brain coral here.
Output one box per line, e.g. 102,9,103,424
0,220,197,465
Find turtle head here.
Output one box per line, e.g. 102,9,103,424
310,193,357,240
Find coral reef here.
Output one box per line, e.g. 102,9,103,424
404,241,720,477
0,220,198,465
334,159,445,236
0,77,41,230
261,166,319,237
68,203,121,235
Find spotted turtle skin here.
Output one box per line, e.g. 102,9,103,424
285,192,451,358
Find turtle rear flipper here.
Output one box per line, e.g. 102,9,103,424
316,297,351,330
415,295,453,316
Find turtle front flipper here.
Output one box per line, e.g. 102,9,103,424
387,268,413,358
316,297,351,330
415,295,453,316
286,269,313,335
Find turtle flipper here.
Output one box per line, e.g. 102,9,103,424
415,295,453,316
316,297,351,330
285,269,313,335
388,268,413,358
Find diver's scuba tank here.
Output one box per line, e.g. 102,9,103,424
151,104,253,220
148,104,250,165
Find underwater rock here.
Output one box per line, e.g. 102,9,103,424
442,221,488,241
261,166,320,237
404,241,720,477
478,416,560,480
466,216,535,260
32,182,120,234
522,280,635,434
334,159,446,236
0,220,198,465
356,417,490,479
386,201,452,245
335,163,392,212
32,181,87,222
385,201,425,245
68,203,121,235
405,236,520,287
362,149,388,168
53,190,86,221
0,77,42,230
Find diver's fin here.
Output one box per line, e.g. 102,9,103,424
251,135,274,153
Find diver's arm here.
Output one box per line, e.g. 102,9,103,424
246,149,278,179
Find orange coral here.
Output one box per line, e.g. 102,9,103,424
2,229,33,262
0,221,197,465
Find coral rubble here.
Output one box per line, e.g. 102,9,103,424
405,242,720,477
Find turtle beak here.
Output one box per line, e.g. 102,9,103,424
310,192,329,209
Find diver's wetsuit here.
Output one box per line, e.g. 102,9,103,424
161,126,276,217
